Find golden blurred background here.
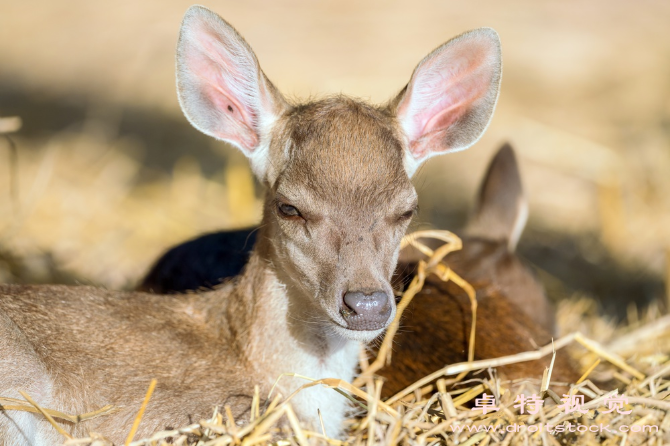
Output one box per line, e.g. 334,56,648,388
1,1,669,318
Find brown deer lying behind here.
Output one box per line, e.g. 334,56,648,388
140,144,579,399
0,5,502,444
383,144,579,396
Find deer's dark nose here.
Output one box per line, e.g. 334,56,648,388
342,290,392,331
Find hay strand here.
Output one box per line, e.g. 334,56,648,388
0,397,116,423
19,391,73,440
0,116,22,134
356,231,476,386
124,378,157,446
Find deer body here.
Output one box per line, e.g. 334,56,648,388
0,254,360,442
0,282,255,443
0,5,502,443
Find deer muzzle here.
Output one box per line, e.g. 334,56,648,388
341,290,392,331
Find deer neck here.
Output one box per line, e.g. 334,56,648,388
247,231,360,365
206,229,361,432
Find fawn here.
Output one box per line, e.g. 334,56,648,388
0,5,501,443
140,144,578,398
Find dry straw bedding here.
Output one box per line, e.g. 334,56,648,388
1,231,669,445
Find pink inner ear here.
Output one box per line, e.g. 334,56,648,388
207,86,259,150
402,43,494,154
408,107,463,159
187,27,260,151
419,74,489,136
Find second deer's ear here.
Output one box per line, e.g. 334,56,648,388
176,6,287,178
465,143,527,251
392,28,502,176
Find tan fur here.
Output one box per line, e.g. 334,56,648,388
0,6,502,444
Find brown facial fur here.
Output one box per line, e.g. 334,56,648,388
263,98,416,338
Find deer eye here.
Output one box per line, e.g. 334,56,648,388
397,207,417,222
277,202,301,219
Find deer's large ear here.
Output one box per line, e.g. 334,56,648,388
176,6,287,178
391,28,502,176
465,143,527,251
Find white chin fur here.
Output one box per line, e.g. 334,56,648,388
331,324,387,343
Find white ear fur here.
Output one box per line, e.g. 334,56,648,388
176,5,286,178
394,28,502,177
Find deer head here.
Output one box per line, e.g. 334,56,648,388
176,6,502,343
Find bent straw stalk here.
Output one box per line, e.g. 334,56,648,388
355,230,477,387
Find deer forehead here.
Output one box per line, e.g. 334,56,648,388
270,98,415,207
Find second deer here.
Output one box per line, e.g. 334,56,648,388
383,144,578,396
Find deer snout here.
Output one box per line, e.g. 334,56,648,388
341,290,392,331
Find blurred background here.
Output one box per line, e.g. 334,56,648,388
1,0,669,320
